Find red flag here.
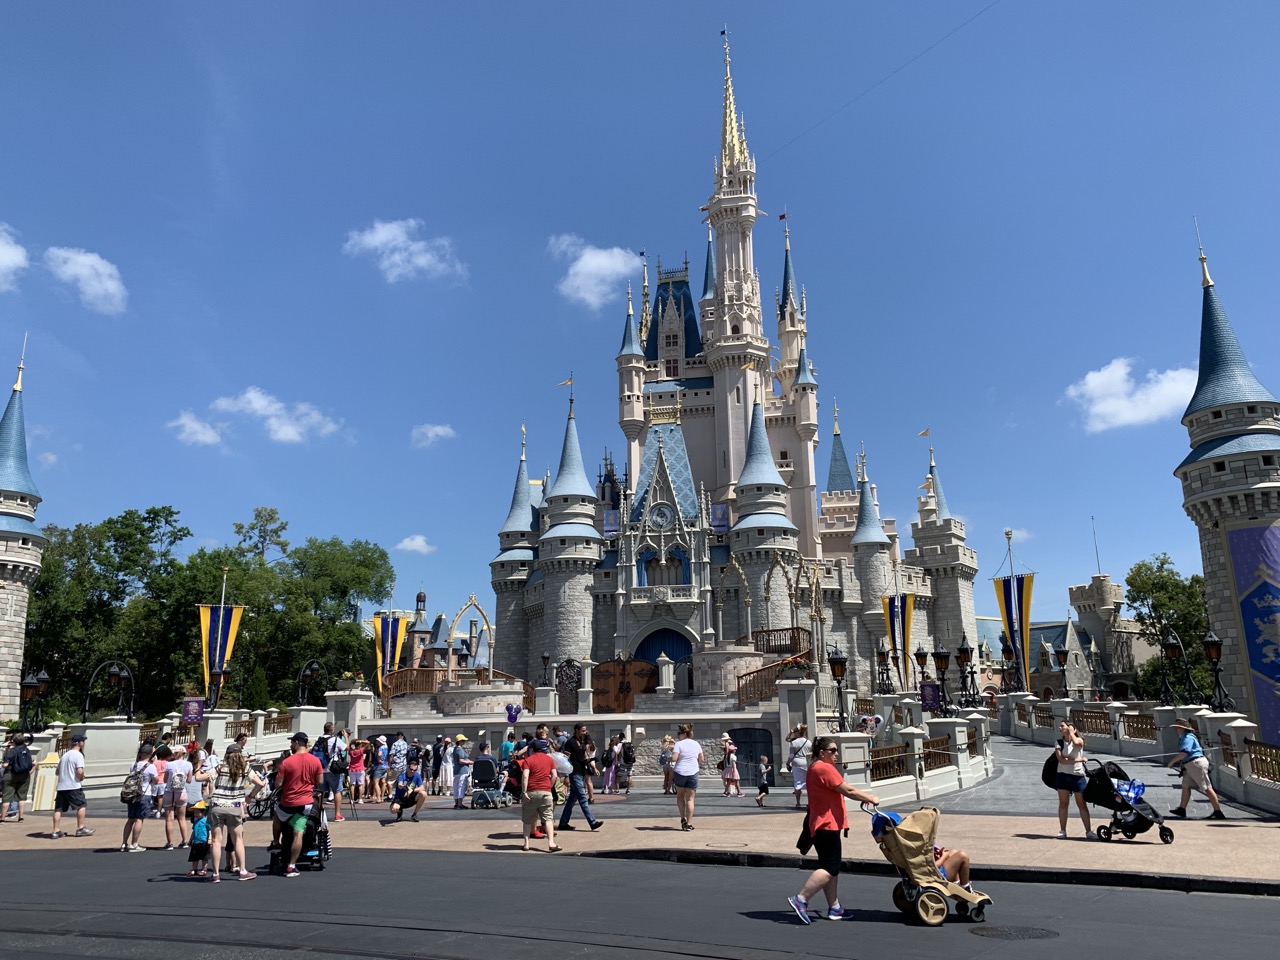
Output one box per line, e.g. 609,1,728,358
778,213,787,220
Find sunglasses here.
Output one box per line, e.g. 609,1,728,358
821,746,838,754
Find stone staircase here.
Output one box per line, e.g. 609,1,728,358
388,693,444,719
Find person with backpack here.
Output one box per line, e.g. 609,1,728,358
315,722,349,823
159,745,193,849
119,743,157,851
601,735,620,795
2,732,35,823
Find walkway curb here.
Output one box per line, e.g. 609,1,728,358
580,847,1280,898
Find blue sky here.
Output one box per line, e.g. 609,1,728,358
2,2,1278,629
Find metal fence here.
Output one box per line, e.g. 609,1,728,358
870,743,909,781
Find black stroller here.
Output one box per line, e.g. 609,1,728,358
1084,759,1174,844
271,803,331,873
470,756,512,808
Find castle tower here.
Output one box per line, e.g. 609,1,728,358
704,36,770,497
617,285,645,492
1175,249,1280,738
776,226,805,392
904,447,978,647
851,453,892,636
819,405,857,560
490,434,537,677
0,356,47,720
535,398,603,676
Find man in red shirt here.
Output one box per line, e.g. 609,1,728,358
519,739,559,853
787,736,879,924
273,732,324,878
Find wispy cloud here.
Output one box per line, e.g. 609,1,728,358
411,423,456,448
343,218,467,283
37,451,57,468
395,534,438,555
167,410,223,446
548,234,639,310
43,247,128,315
1065,357,1196,433
211,386,341,443
1008,528,1033,543
0,224,29,292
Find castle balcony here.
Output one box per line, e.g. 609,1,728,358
630,584,699,605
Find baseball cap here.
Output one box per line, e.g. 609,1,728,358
71,733,88,743
225,744,243,755
290,731,310,745
455,734,468,743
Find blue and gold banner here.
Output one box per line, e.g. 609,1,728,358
1225,523,1280,742
372,614,409,690
882,594,915,686
995,574,1034,688
198,604,244,694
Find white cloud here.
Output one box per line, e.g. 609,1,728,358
43,246,128,314
395,534,438,555
1008,528,1033,543
1065,357,1197,433
343,218,467,283
37,451,57,468
211,386,340,443
410,423,456,448
0,224,29,292
167,410,223,446
548,233,640,310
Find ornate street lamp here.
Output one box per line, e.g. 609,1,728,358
1161,629,1205,706
81,660,135,723
541,651,551,686
1201,631,1235,712
827,647,849,733
1054,646,1069,699
295,659,328,707
1158,631,1180,706
954,635,977,709
19,669,48,734
914,646,929,688
999,631,1023,694
876,641,895,695
932,644,954,718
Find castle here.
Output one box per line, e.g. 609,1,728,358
489,42,979,703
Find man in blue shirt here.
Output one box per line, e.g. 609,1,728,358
1166,718,1226,820
390,758,427,822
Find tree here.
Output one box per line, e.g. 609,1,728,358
234,506,290,561
1124,553,1213,702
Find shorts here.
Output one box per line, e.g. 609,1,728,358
187,842,210,863
938,864,951,881
323,771,345,793
372,765,389,779
55,789,86,813
348,771,365,785
812,828,842,876
275,802,311,835
673,772,699,791
126,796,153,820
1183,756,1212,793
757,782,769,795
1055,772,1087,793
522,789,553,826
390,792,421,809
208,806,244,832
165,790,189,808
3,774,30,803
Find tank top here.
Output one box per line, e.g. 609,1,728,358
1057,738,1085,775
211,764,250,808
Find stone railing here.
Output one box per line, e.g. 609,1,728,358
1245,738,1280,782
1069,708,1112,736
833,710,993,803
870,742,909,781
1123,714,1156,741
923,735,952,772
751,627,811,656
736,650,811,708
1032,704,1054,727
1016,703,1029,726
631,585,697,603
225,718,254,739
967,726,978,757
263,715,293,735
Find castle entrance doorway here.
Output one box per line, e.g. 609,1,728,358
592,656,659,714
556,659,582,715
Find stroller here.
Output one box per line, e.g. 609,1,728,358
271,803,330,874
870,806,992,926
470,756,512,808
1083,759,1174,844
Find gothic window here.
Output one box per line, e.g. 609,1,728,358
731,325,740,335
665,359,679,378
664,334,679,349
780,450,788,460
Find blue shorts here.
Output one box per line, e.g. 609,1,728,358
1055,772,1087,794
372,765,389,779
673,772,699,791
126,795,153,820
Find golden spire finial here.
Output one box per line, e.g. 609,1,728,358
832,400,840,435
13,333,26,392
720,27,744,170
1194,216,1213,288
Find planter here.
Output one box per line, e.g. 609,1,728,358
336,680,359,691
781,668,812,681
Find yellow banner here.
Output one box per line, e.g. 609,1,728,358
198,605,245,694
994,574,1034,688
372,614,410,691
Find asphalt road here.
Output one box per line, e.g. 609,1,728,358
0,846,1273,960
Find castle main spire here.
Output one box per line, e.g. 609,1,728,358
720,31,747,172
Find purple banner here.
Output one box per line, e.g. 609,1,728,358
181,698,205,725
710,503,729,535
1226,523,1280,742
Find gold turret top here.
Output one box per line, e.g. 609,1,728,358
720,31,747,170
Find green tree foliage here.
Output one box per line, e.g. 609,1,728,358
21,506,395,721
1124,553,1214,702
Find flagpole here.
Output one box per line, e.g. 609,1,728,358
1004,529,1024,691
893,557,906,690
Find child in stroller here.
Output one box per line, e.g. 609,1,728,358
1083,759,1174,844
870,805,992,926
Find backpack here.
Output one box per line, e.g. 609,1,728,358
621,742,636,767
406,744,421,765
167,766,188,794
327,737,349,774
9,745,33,775
120,763,146,804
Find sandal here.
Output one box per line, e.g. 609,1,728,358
548,845,562,852
197,869,207,877
187,870,198,877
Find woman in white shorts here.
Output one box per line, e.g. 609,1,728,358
787,723,811,809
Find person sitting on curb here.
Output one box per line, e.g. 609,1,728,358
1166,717,1226,820
390,758,428,822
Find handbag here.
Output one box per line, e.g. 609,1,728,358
1041,751,1058,790
795,813,814,855
551,751,573,776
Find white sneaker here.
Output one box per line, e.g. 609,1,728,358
1055,830,1067,839
1086,830,1099,840
128,844,146,852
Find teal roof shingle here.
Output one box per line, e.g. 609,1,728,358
1184,284,1277,419
850,477,890,546
0,388,39,498
826,430,854,494
737,401,786,488
545,407,596,499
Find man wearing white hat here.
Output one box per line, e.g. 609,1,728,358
451,735,474,809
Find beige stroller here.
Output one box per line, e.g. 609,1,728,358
870,805,992,925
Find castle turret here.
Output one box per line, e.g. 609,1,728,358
0,355,46,719
776,226,805,392
904,446,978,648
491,435,538,676
699,227,717,335
617,284,645,491
1175,249,1280,739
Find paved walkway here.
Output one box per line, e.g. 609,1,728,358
4,737,1275,888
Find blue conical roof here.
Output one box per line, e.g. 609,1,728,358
780,237,799,310
618,294,643,358
1184,282,1277,419
850,471,890,546
499,453,534,534
0,387,39,498
545,403,596,499
793,345,817,386
827,429,854,494
702,233,717,301
737,400,786,488
929,456,952,520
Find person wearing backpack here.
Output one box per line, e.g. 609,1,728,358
160,745,194,849
119,743,157,851
2,732,35,823
316,722,349,823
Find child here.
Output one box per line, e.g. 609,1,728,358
187,803,211,878
756,755,772,807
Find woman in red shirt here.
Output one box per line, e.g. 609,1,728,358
787,736,879,924
520,740,560,853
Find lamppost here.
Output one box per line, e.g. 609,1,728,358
1201,632,1236,712
1054,646,1069,699
81,660,136,723
876,641,895,695
1157,631,1178,706
206,663,233,711
932,644,954,718
1162,629,1205,706
914,646,929,688
827,647,849,733
954,635,977,709
541,652,551,686
19,668,50,734
999,632,1023,694
295,659,329,707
